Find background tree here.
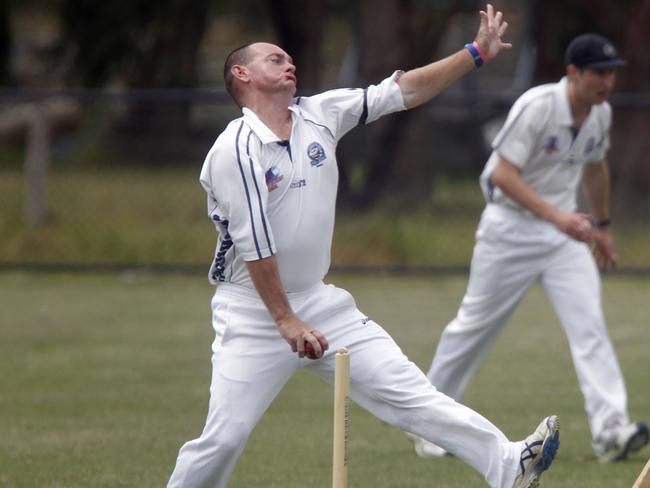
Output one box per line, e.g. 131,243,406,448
265,0,327,93
337,0,471,208
58,0,213,161
0,0,11,84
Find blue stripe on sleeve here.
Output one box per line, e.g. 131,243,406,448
359,89,368,125
235,122,262,259
246,131,274,255
303,117,335,140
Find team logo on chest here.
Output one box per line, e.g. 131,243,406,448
544,135,559,154
265,165,284,191
584,137,595,155
307,141,326,167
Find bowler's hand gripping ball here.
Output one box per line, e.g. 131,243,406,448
304,341,321,360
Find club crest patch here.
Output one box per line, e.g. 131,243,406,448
265,166,284,191
307,141,326,167
544,135,559,154
603,43,616,58
584,137,595,155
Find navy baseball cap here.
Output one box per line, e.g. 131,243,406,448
564,33,626,69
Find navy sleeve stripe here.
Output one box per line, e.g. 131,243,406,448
359,89,368,125
246,130,274,255
234,122,263,259
208,197,219,219
304,117,335,140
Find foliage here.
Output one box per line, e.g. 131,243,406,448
58,0,212,88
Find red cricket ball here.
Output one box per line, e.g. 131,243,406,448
304,341,322,360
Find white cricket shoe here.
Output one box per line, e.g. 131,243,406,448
404,432,449,458
594,421,649,463
513,415,560,488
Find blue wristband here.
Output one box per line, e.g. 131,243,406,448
464,43,484,68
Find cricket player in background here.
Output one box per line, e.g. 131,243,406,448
167,5,562,488
411,33,649,464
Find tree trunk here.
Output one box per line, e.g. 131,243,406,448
339,0,459,208
266,0,326,92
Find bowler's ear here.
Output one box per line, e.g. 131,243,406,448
231,65,250,83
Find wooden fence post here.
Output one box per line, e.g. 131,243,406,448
25,104,50,228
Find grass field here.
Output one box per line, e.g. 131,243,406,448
1,271,648,487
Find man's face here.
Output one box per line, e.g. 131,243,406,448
244,43,297,96
571,66,616,105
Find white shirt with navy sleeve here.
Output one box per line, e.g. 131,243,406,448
200,72,406,292
479,76,611,213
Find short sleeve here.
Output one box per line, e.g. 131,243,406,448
492,96,550,168
199,123,276,261
296,71,406,141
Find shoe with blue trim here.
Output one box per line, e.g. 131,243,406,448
513,415,560,488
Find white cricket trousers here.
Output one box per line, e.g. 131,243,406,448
427,204,629,443
168,281,523,488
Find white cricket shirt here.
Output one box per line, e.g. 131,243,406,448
480,76,611,213
200,72,406,292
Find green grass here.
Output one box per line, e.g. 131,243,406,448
1,272,648,487
1,169,649,267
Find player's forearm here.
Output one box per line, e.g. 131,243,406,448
246,256,295,325
491,158,561,224
397,50,475,109
582,161,611,222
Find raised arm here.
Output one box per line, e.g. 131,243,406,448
397,3,512,109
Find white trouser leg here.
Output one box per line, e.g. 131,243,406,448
305,285,521,488
541,240,629,440
168,289,300,488
427,232,537,400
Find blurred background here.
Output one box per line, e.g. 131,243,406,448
1,0,648,272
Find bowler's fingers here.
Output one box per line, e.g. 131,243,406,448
312,329,329,354
493,10,511,48
299,330,323,359
295,334,305,357
498,20,509,37
494,9,502,27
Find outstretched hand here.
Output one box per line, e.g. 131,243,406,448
475,3,512,61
